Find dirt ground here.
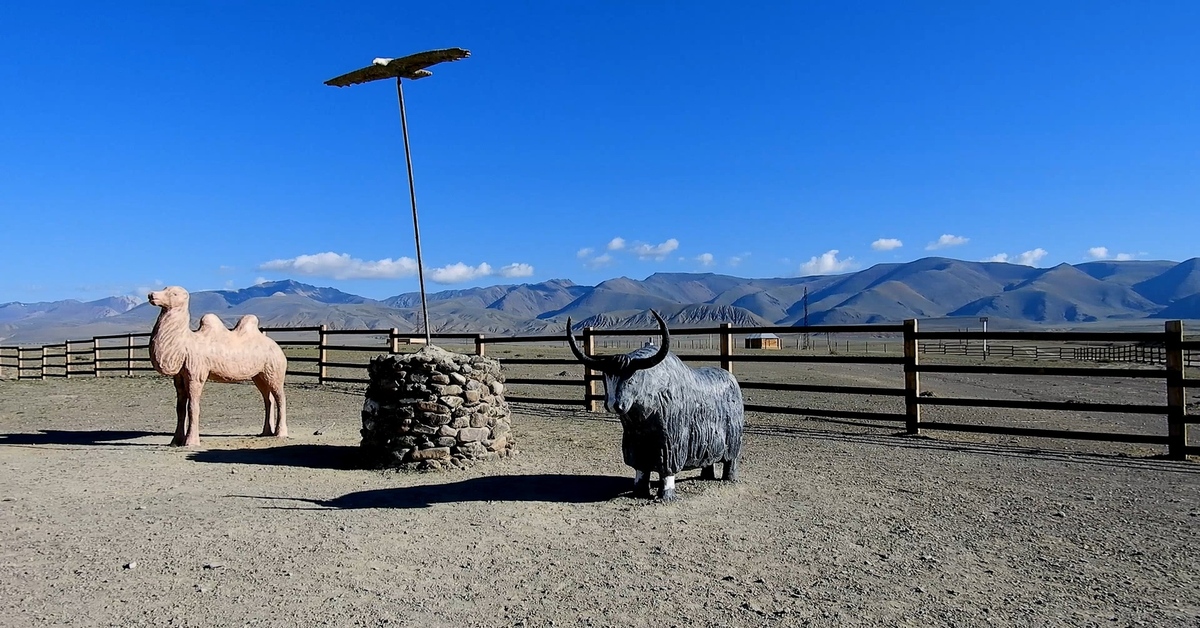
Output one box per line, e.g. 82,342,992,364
1,365,1198,627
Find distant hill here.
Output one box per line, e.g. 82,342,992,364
1132,258,1200,305
3,259,1199,345
949,264,1160,323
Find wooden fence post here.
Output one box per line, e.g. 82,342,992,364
474,334,486,357
125,334,134,377
389,328,399,354
1165,320,1187,460
719,322,733,374
583,327,602,412
318,325,328,385
92,338,99,377
40,346,47,380
904,318,921,434
64,341,71,379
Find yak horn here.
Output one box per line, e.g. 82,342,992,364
626,310,671,373
566,317,605,370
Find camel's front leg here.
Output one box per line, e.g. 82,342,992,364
183,378,205,447
170,375,187,446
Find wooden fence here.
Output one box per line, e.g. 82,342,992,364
0,320,1195,459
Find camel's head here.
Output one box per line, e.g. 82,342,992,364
147,286,190,310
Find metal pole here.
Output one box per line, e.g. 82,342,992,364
395,78,432,346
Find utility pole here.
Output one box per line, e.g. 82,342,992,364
803,286,810,350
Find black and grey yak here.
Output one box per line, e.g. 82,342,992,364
566,311,744,501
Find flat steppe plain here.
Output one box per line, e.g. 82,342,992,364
1,351,1198,627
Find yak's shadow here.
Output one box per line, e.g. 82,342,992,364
188,444,361,470
0,429,171,446
234,473,630,510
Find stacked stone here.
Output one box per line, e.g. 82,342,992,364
361,345,514,470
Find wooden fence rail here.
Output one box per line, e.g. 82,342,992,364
1,320,1195,459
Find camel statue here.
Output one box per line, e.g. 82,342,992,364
147,286,288,446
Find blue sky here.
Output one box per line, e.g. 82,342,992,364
1,2,1197,303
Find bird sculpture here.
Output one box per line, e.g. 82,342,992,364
324,48,471,87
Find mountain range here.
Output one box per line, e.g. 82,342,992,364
3,257,1199,345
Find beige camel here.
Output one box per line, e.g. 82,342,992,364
147,286,288,446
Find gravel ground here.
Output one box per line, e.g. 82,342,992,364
1,364,1198,627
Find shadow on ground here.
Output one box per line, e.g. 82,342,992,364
233,473,630,509
188,444,361,470
0,429,172,446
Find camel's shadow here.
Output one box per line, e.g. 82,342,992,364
0,429,171,446
233,473,631,509
188,444,360,470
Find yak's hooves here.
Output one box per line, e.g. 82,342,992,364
656,489,678,503
258,431,274,437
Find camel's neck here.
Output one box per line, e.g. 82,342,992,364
150,306,191,375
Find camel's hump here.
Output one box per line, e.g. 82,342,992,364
197,313,227,335
232,314,261,333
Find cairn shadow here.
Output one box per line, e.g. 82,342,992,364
187,444,361,470
0,429,171,446
235,473,630,510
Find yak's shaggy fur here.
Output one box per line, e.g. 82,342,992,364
568,312,744,501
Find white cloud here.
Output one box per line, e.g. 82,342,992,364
1086,246,1136,261
496,263,534,278
728,252,751,267
987,249,1049,266
799,250,857,275
695,253,715,267
254,277,271,285
576,247,594,259
925,234,969,250
1014,248,1048,266
430,261,537,283
585,253,614,269
430,262,492,283
258,252,418,279
607,237,626,251
631,238,680,260
871,238,903,251
259,252,533,284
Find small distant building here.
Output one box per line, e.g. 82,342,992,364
744,333,781,350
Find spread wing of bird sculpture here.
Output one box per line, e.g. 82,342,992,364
324,48,471,87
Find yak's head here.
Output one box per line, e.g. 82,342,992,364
565,310,671,414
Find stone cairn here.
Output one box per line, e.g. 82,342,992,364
361,345,514,470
